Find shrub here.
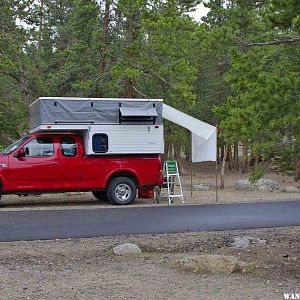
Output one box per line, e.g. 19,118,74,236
249,166,264,183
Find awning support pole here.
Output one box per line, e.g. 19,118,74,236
190,162,193,197
215,159,218,203
215,130,218,203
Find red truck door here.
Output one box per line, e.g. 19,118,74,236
59,135,83,190
8,136,60,191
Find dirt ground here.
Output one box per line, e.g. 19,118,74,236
0,164,299,299
0,227,299,300
0,162,299,210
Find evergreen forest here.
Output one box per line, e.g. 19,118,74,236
0,0,299,179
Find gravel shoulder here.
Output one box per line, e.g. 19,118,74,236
0,227,299,299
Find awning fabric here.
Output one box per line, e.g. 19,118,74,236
120,107,158,117
162,104,217,162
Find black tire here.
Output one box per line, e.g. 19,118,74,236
92,191,108,202
107,177,137,205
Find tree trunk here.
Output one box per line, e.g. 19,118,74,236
96,0,110,97
295,159,300,181
242,143,248,173
217,147,220,164
220,145,224,162
174,142,184,174
124,14,134,98
38,0,44,50
220,145,228,189
228,144,233,171
185,146,191,162
234,142,239,171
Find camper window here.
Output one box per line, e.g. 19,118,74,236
92,134,108,153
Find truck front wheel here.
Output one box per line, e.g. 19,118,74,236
107,177,137,205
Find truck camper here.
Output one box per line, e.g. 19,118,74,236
0,97,164,205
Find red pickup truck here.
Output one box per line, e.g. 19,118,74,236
0,133,163,205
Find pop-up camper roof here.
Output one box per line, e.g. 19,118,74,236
29,97,216,162
29,97,163,129
29,97,164,156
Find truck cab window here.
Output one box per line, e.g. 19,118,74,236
61,137,77,157
24,137,54,157
92,134,108,153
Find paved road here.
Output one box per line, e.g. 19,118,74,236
0,200,299,242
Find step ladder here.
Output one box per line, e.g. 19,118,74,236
163,160,184,205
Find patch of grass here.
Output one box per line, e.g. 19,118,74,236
242,263,255,273
132,251,153,258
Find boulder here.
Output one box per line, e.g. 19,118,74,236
231,237,251,249
257,185,271,192
245,236,266,246
234,179,255,191
256,179,280,191
113,243,141,255
281,186,298,193
231,236,266,249
176,254,247,274
234,178,280,192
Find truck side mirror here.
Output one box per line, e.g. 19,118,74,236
16,148,26,158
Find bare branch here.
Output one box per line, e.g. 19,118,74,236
238,35,300,47
131,85,147,98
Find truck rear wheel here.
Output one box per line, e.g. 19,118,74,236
92,191,108,202
107,177,137,205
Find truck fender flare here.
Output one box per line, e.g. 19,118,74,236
105,169,140,188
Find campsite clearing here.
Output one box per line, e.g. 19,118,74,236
0,226,298,299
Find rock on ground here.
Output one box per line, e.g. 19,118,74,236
113,243,141,255
234,179,255,191
281,186,298,193
231,237,251,249
231,236,266,249
234,179,281,192
193,184,210,191
175,254,247,274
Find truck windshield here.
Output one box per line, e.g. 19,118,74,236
0,136,29,155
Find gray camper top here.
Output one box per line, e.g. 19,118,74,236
29,97,164,155
29,97,163,130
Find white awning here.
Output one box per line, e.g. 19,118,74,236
163,104,217,162
120,107,158,117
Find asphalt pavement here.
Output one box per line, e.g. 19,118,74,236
0,200,299,242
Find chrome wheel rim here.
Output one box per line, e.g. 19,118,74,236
115,183,131,202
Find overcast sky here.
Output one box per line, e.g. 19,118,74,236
189,2,210,22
